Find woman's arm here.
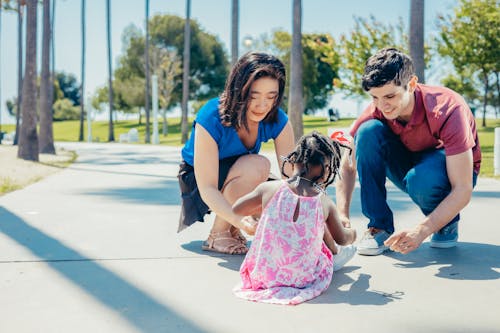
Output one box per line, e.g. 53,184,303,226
273,121,295,178
194,124,250,231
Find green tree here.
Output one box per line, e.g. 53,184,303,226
436,0,500,127
338,15,407,103
144,0,150,143
260,30,341,114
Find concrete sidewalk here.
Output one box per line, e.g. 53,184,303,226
1,142,499,333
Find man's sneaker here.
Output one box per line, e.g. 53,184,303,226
357,228,391,256
430,221,458,248
332,244,357,271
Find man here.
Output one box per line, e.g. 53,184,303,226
336,48,481,256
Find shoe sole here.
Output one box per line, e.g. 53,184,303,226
357,246,388,256
430,240,457,248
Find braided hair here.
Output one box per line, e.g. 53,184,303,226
281,131,350,188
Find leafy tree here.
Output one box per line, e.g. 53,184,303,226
258,30,341,114
53,98,80,121
338,15,408,102
55,72,81,106
436,0,500,126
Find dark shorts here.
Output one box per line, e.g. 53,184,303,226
177,155,242,232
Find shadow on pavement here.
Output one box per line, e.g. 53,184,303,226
0,207,206,333
181,240,245,271
80,178,181,206
384,242,500,280
311,267,404,305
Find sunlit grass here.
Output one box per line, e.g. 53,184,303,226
1,116,499,178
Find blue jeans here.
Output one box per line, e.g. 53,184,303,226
355,119,477,233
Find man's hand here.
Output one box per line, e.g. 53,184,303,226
384,227,427,254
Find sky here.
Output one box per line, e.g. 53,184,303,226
0,0,458,124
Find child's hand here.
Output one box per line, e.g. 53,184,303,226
240,216,258,235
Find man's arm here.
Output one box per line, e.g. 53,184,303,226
335,143,357,227
385,149,474,253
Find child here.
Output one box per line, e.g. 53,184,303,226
232,131,357,305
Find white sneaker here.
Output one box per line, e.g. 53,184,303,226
332,244,357,271
357,228,391,256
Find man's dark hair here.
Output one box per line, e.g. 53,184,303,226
361,48,415,91
219,52,286,130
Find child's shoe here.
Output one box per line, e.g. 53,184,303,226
332,244,357,271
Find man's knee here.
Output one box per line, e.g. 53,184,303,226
405,169,450,208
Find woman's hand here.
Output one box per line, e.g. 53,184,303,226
240,216,259,235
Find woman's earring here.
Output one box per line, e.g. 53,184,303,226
294,176,301,187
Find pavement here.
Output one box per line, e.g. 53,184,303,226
1,142,499,333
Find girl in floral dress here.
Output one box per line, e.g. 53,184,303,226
232,131,357,305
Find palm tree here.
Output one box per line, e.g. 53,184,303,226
0,2,3,135
17,0,38,161
409,0,425,83
231,0,239,65
180,0,191,144
39,0,55,154
14,0,23,146
288,0,303,139
78,0,85,141
106,0,114,141
144,0,150,143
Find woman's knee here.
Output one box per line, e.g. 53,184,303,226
229,154,271,184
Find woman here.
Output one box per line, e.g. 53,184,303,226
178,52,295,254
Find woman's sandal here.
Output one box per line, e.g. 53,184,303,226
230,227,248,246
202,230,249,255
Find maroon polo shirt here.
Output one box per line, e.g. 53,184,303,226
350,84,481,174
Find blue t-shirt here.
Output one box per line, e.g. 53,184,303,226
181,97,289,165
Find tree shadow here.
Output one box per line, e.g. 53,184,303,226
0,207,206,333
180,240,245,271
384,242,500,280
81,177,181,206
310,267,404,305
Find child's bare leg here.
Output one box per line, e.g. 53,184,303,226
324,227,339,254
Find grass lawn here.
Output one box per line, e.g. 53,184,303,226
1,116,499,178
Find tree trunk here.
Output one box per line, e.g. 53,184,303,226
144,0,150,143
39,0,55,154
409,0,425,83
495,72,499,118
231,0,239,66
79,0,86,141
14,1,23,146
18,0,38,161
482,72,488,127
288,0,303,140
180,0,191,144
162,111,168,136
106,0,114,141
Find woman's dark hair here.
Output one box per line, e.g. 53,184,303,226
219,52,286,130
281,131,349,188
361,48,415,91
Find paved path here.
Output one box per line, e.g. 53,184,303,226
1,142,499,333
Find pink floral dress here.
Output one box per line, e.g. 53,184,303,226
233,181,333,305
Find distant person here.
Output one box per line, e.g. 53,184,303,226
177,52,295,254
336,48,481,256
328,108,339,122
232,131,356,305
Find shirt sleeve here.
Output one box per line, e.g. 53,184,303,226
195,98,223,143
439,105,475,156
